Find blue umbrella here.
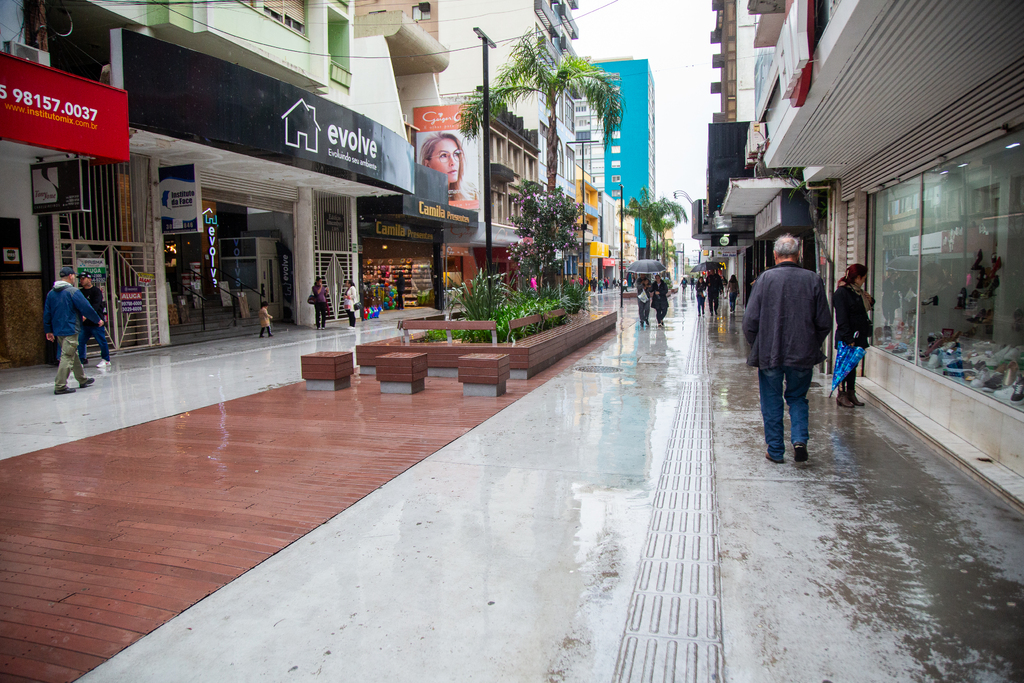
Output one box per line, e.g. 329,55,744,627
831,341,866,395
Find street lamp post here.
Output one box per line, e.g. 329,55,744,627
619,183,624,309
672,190,694,283
473,27,496,273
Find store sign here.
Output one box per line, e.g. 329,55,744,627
775,0,812,105
276,242,293,303
411,197,473,224
4,247,21,265
361,222,437,243
324,212,345,232
111,30,415,194
31,159,91,214
202,200,220,290
77,257,107,285
159,165,201,233
137,272,154,286
120,286,143,314
0,52,129,164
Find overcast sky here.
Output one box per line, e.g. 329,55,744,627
574,0,718,258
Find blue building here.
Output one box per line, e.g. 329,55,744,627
593,58,656,255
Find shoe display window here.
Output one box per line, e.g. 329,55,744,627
871,131,1024,410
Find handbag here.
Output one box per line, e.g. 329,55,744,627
307,294,316,304
637,290,649,304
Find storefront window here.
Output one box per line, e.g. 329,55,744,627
871,131,1024,409
872,177,920,361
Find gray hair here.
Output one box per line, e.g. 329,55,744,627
773,234,801,256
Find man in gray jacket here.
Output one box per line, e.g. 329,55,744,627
43,266,102,395
742,235,832,463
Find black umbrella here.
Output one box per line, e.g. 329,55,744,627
626,259,667,274
690,261,725,273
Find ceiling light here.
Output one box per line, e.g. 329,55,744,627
1007,142,1021,149
939,170,949,175
958,163,968,168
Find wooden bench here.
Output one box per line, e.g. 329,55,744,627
506,309,567,344
544,308,567,321
399,319,497,345
458,353,510,397
375,352,428,394
300,351,354,391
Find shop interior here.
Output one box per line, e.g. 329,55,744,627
361,237,437,309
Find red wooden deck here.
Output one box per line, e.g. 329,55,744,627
0,332,614,682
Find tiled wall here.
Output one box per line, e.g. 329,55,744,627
865,347,1024,477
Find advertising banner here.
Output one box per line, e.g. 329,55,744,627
111,30,415,194
120,286,144,314
413,105,480,210
159,165,201,234
0,52,129,164
31,159,90,214
77,257,107,284
276,241,293,304
137,272,155,286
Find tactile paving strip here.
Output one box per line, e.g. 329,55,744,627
613,317,724,683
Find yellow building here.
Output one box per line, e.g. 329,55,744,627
576,164,604,280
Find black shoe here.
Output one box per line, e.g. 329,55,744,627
268,333,273,337
79,377,95,388
794,443,808,462
54,387,76,395
79,359,89,366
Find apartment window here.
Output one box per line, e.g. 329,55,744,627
412,2,431,20
576,118,589,129
611,175,621,183
265,0,305,34
611,146,621,154
612,130,621,139
611,160,621,168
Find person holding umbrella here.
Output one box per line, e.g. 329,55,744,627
833,263,873,407
652,273,669,327
636,275,653,327
695,276,707,316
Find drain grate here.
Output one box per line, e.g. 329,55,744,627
574,365,623,373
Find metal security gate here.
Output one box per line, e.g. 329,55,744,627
313,192,357,321
55,158,160,352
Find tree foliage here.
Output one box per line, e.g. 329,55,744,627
506,181,581,284
460,32,625,192
623,187,687,265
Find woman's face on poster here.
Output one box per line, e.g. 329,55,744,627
425,138,462,184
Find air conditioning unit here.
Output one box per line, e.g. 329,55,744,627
6,41,50,66
745,121,768,168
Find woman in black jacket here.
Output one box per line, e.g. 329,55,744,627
652,274,669,326
833,263,873,407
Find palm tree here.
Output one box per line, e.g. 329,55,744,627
623,187,686,261
460,32,625,192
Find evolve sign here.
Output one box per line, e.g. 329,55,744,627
111,30,415,194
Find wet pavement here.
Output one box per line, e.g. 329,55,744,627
2,291,1023,682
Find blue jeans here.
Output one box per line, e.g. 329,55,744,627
79,324,110,362
758,366,813,460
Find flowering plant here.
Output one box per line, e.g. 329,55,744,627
508,181,582,286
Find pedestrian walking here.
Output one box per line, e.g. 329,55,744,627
707,269,724,316
311,277,328,329
343,279,358,327
652,273,669,327
695,276,707,315
43,266,101,395
77,272,110,368
636,276,652,327
833,263,873,407
258,302,273,337
728,275,739,314
598,279,604,293
396,271,406,310
742,234,832,463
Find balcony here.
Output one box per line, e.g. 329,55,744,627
534,0,558,33
711,53,724,69
711,27,722,44
354,11,449,76
711,82,722,94
553,2,579,40
747,0,785,12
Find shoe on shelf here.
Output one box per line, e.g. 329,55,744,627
96,359,110,368
79,377,95,388
794,443,809,462
54,387,76,395
766,452,784,464
993,385,1015,400
836,391,854,407
1011,376,1024,404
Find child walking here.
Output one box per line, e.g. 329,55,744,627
259,301,273,337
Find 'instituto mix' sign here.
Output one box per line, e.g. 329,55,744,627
0,52,128,164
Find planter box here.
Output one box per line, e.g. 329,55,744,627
356,310,618,380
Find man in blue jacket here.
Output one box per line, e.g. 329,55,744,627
43,266,102,395
742,235,832,464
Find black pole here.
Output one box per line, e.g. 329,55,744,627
474,28,496,274
619,183,624,309
580,143,586,284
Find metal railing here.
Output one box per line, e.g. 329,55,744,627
170,273,209,331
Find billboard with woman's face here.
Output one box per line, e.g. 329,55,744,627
413,105,479,210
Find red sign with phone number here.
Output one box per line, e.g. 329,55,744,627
0,52,128,164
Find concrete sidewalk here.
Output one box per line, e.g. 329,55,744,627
4,291,1023,682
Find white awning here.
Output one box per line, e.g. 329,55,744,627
720,177,795,216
